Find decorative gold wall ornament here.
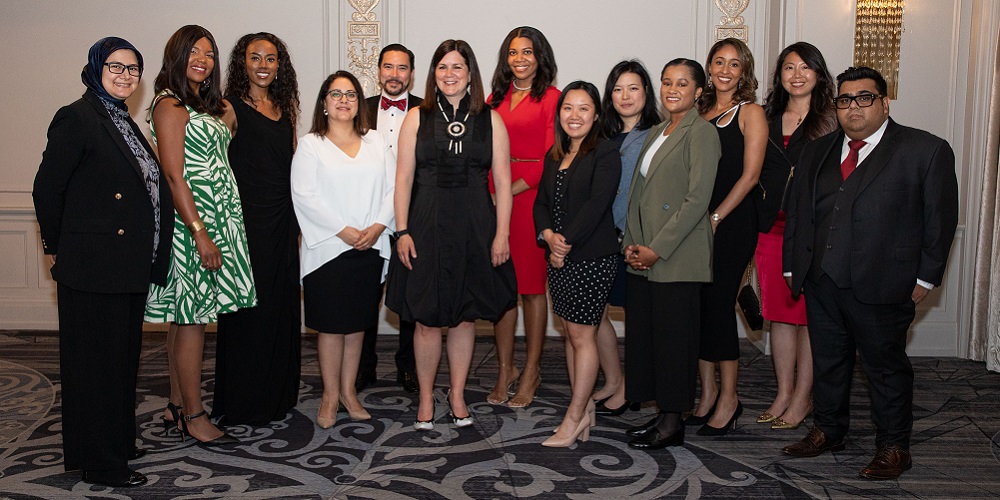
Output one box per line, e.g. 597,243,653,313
346,0,381,96
715,0,750,42
853,0,904,99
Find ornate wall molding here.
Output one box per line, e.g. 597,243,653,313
345,0,381,96
715,0,750,41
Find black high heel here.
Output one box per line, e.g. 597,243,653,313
446,389,474,428
595,399,641,417
696,401,743,436
180,410,239,446
162,402,182,435
683,394,719,426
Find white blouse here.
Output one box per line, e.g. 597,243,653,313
291,130,396,280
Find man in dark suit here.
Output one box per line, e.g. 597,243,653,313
357,43,423,393
781,66,958,480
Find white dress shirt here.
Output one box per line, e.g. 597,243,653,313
291,130,396,280
376,92,408,152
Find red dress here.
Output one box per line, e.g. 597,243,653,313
489,85,560,294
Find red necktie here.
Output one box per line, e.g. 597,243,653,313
840,139,866,180
381,96,405,111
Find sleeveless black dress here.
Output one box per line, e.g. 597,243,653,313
699,103,759,361
213,97,301,425
386,96,517,327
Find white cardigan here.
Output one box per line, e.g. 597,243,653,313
291,130,396,280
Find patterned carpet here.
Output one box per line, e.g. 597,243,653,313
1,328,998,499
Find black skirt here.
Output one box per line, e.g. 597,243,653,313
303,249,383,333
548,253,618,325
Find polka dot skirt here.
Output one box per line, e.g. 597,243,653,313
546,168,617,325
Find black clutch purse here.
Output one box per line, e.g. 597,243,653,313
737,262,764,331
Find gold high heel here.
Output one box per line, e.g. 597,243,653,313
542,414,591,447
771,407,812,430
757,412,779,424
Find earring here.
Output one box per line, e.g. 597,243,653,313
323,108,328,116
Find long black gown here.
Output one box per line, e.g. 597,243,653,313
699,102,759,362
386,95,517,327
212,97,301,425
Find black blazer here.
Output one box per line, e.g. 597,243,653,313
365,92,423,130
757,119,808,231
33,90,173,294
533,139,621,261
783,118,958,304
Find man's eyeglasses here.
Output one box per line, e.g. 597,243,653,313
104,63,141,77
833,94,882,109
326,90,359,102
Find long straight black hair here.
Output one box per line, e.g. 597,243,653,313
598,59,661,139
550,80,601,161
488,26,557,109
763,41,837,141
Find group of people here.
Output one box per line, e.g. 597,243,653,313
33,23,957,488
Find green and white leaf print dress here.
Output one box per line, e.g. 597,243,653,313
144,91,257,324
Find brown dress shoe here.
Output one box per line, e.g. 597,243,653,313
859,444,912,480
782,426,845,457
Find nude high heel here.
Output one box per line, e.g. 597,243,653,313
542,414,591,447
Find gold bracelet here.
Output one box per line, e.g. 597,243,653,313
187,219,206,234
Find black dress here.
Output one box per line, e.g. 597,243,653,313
386,96,517,327
213,97,301,425
700,103,759,362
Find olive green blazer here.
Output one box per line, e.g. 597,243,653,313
621,110,720,283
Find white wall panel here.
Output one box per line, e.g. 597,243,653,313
0,1,991,356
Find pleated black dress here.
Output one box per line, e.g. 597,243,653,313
386,96,517,327
212,97,301,425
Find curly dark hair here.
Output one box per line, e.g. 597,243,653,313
699,37,758,115
224,32,300,129
599,59,661,138
152,25,224,116
488,26,557,109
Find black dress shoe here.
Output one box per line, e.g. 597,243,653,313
625,415,659,438
397,370,418,393
628,426,684,449
595,399,641,416
82,469,148,488
129,447,146,460
355,371,377,392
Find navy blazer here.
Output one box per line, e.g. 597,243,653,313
33,91,173,293
533,139,621,261
783,118,958,304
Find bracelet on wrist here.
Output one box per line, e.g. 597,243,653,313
187,219,206,234
395,229,410,237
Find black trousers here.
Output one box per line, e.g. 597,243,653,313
360,238,415,377
624,274,701,412
57,284,145,472
804,274,916,448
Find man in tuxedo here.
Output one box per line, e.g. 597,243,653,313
357,43,423,393
781,66,958,480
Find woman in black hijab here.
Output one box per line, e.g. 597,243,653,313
33,36,173,488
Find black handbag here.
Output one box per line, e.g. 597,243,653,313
737,262,764,331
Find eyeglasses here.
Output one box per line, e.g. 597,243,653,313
833,94,882,109
104,62,141,77
326,90,359,102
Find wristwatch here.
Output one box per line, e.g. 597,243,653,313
711,213,721,223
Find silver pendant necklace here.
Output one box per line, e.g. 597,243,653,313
437,95,471,154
